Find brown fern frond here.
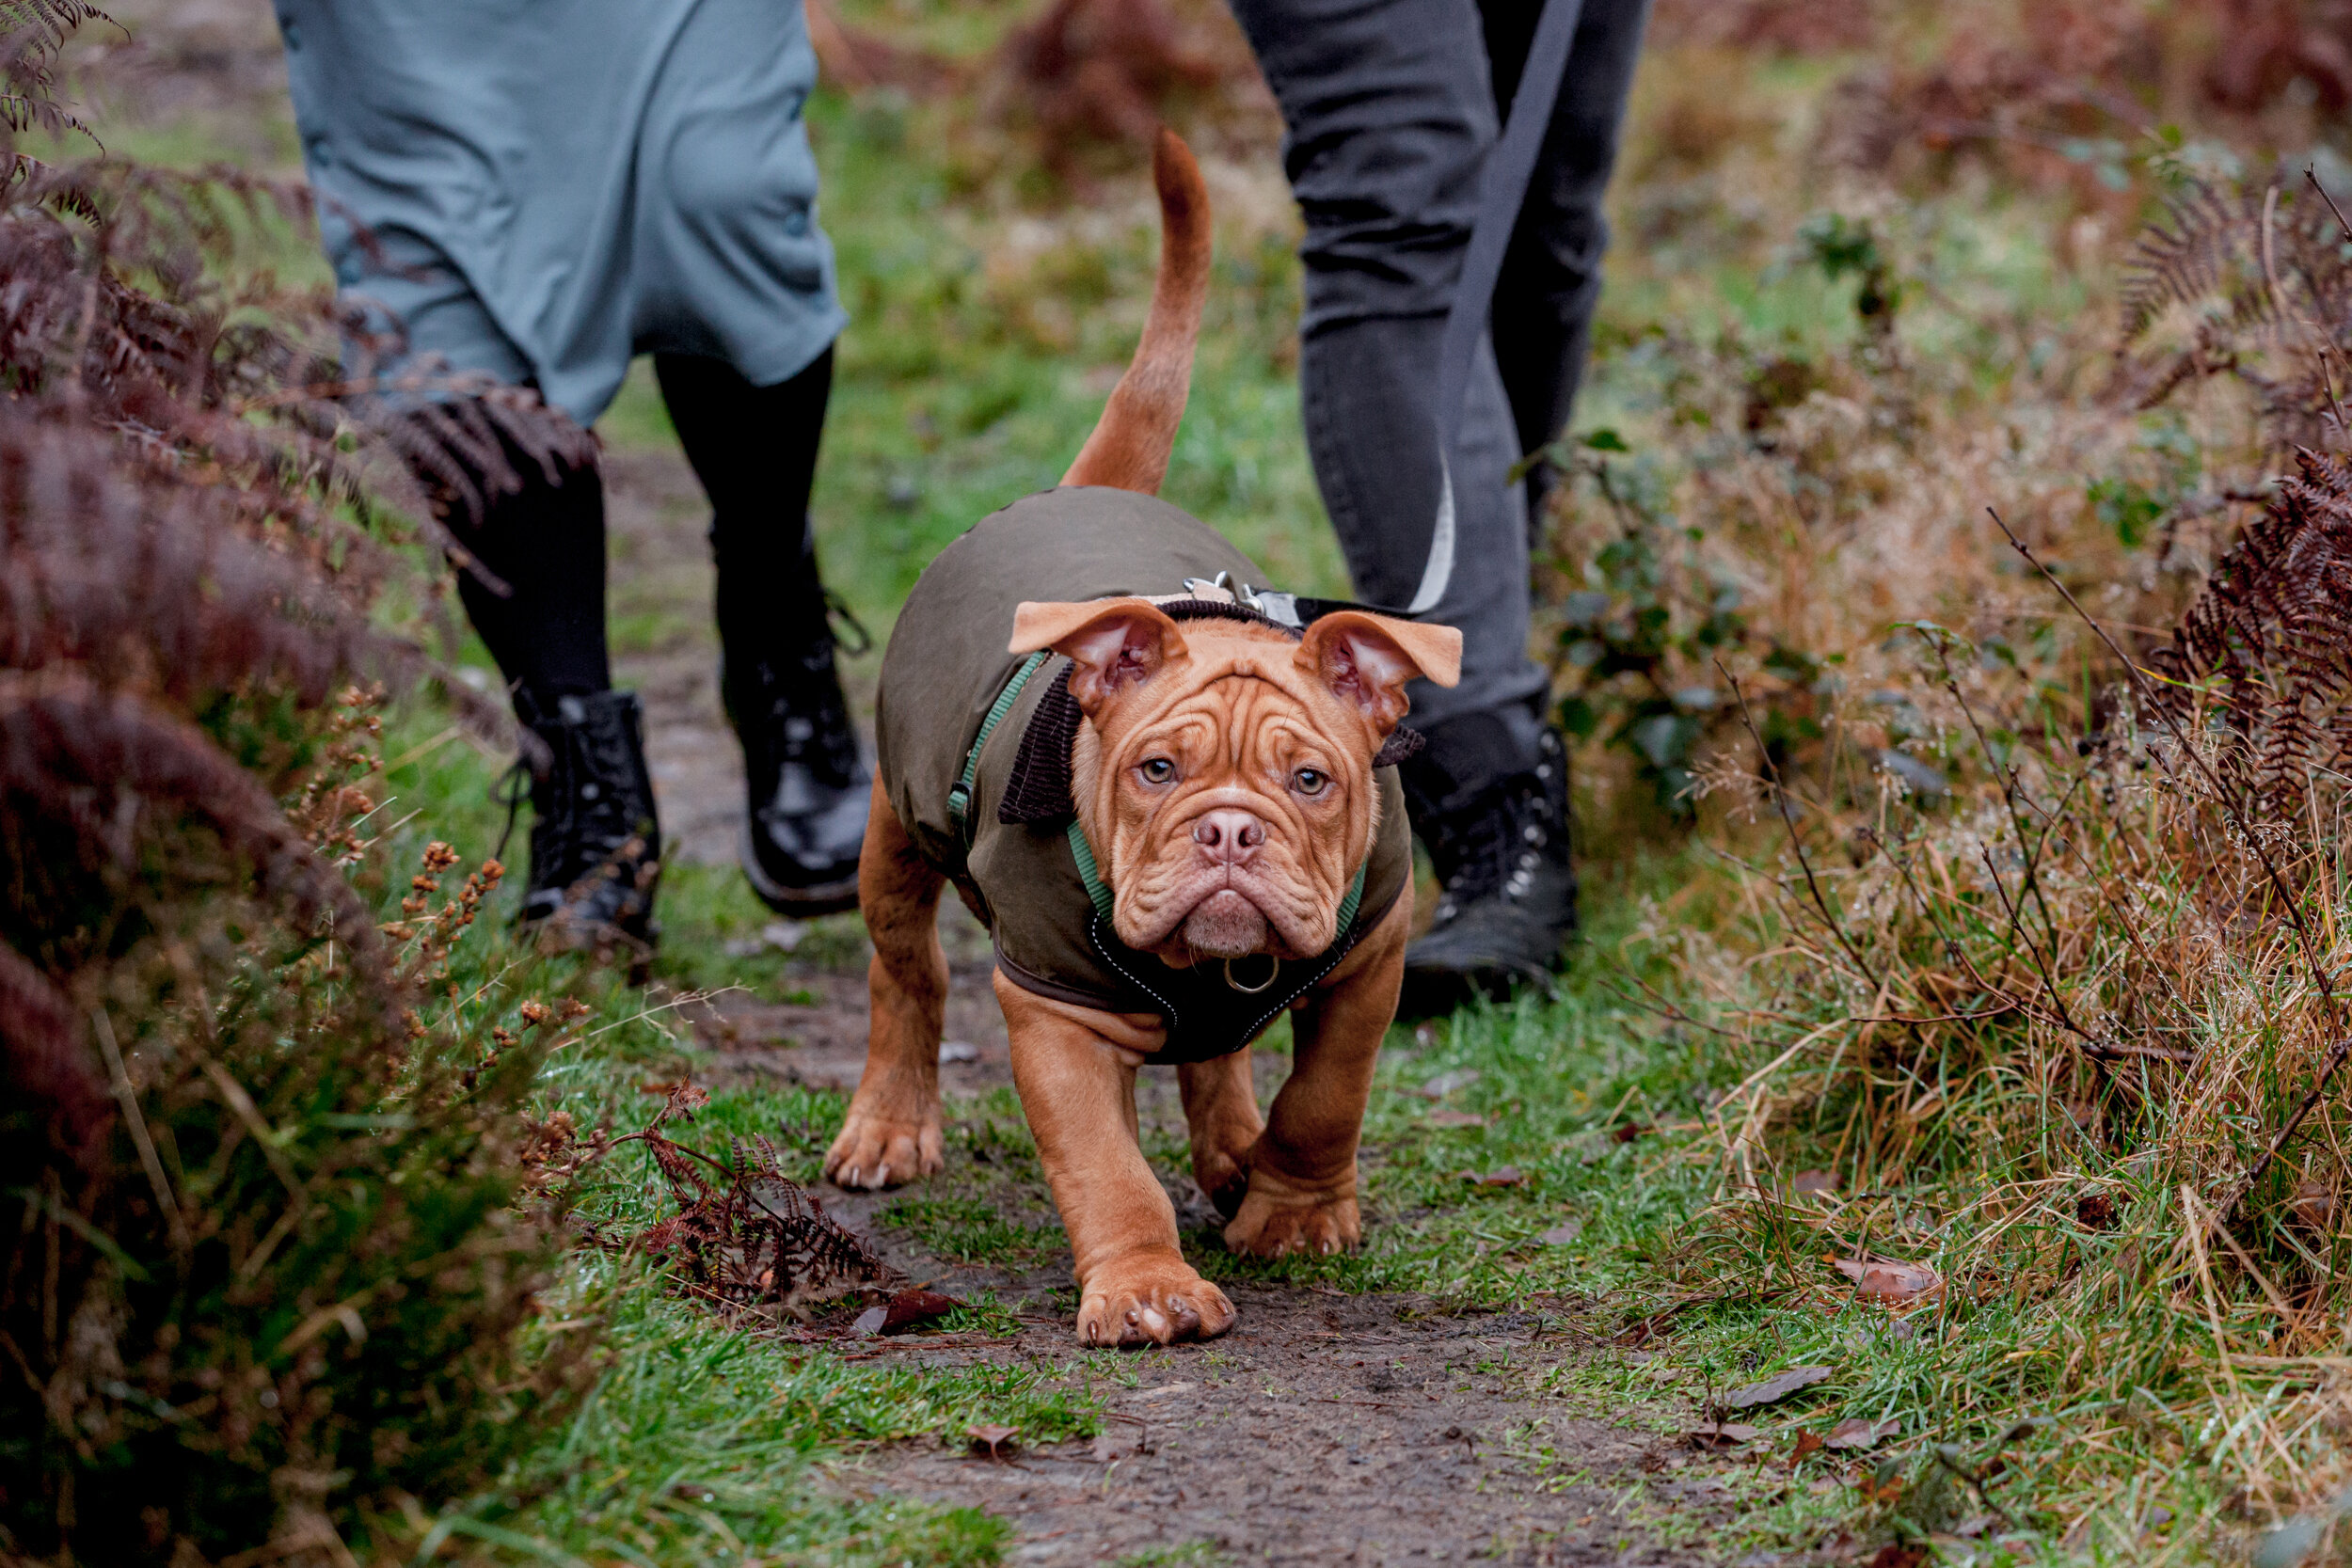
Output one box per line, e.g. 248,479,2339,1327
2115,177,2352,452
0,675,389,1003
2146,449,2352,822
0,934,107,1167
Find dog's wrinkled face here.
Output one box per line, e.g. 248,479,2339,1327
1009,600,1460,964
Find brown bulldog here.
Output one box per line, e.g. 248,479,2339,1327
822,131,1461,1347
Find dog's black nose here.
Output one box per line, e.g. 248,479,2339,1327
1192,810,1265,863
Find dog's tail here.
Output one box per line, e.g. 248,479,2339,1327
1060,129,1211,496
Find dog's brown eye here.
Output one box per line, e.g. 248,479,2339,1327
1292,768,1328,797
1139,756,1176,784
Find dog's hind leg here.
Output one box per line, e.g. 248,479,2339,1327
824,778,948,1191
1178,1053,1263,1220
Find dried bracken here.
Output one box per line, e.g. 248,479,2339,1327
2143,449,2352,820
2113,177,2352,451
580,1085,900,1326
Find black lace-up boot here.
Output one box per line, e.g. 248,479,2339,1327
1399,727,1577,1016
726,594,871,916
511,688,662,962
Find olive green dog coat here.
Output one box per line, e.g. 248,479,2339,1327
877,486,1410,1062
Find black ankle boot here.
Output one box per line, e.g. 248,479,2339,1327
1399,728,1577,1017
725,599,870,917
511,689,662,958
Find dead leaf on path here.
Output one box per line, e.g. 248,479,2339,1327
1686,1422,1760,1449
1425,1109,1486,1128
1831,1254,1943,1305
1724,1364,1833,1410
1536,1219,1583,1245
1792,1169,1837,1196
881,1288,962,1334
852,1305,887,1336
1788,1430,1825,1465
966,1423,1019,1458
1461,1166,1526,1187
1824,1418,1901,1450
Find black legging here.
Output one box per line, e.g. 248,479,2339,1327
445,345,835,702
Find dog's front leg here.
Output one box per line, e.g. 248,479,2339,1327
826,779,948,1190
994,974,1237,1347
1223,891,1410,1259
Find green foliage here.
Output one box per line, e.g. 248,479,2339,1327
1546,429,1823,813
1797,213,1902,346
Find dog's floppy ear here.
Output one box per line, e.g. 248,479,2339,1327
1010,598,1190,719
1295,611,1462,735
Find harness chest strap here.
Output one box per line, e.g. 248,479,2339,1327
946,650,1050,842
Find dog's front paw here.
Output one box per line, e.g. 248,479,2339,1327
822,1101,944,1191
1076,1249,1236,1347
1223,1187,1360,1259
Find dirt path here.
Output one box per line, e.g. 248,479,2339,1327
823,1281,1715,1567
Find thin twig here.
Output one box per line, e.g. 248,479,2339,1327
1718,660,1884,993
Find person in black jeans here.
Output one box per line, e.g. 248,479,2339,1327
1225,0,1649,1011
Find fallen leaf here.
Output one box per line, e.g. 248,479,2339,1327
1686,1422,1760,1449
2292,1180,2335,1231
1724,1364,1834,1410
1792,1169,1837,1196
1536,1219,1584,1245
966,1423,1018,1458
2074,1192,2117,1230
1824,1418,1901,1450
1612,1122,1655,1144
881,1289,963,1334
1831,1255,1944,1305
1425,1109,1486,1129
1788,1430,1825,1466
1419,1069,1482,1099
1461,1166,1525,1187
852,1306,887,1336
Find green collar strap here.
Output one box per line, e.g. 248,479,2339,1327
946,650,1050,844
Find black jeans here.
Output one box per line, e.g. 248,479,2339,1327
1227,0,1648,800
443,347,834,705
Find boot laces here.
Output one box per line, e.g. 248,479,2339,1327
760,591,867,784
1432,780,1553,919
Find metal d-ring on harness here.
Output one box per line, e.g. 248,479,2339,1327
950,642,1368,1001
